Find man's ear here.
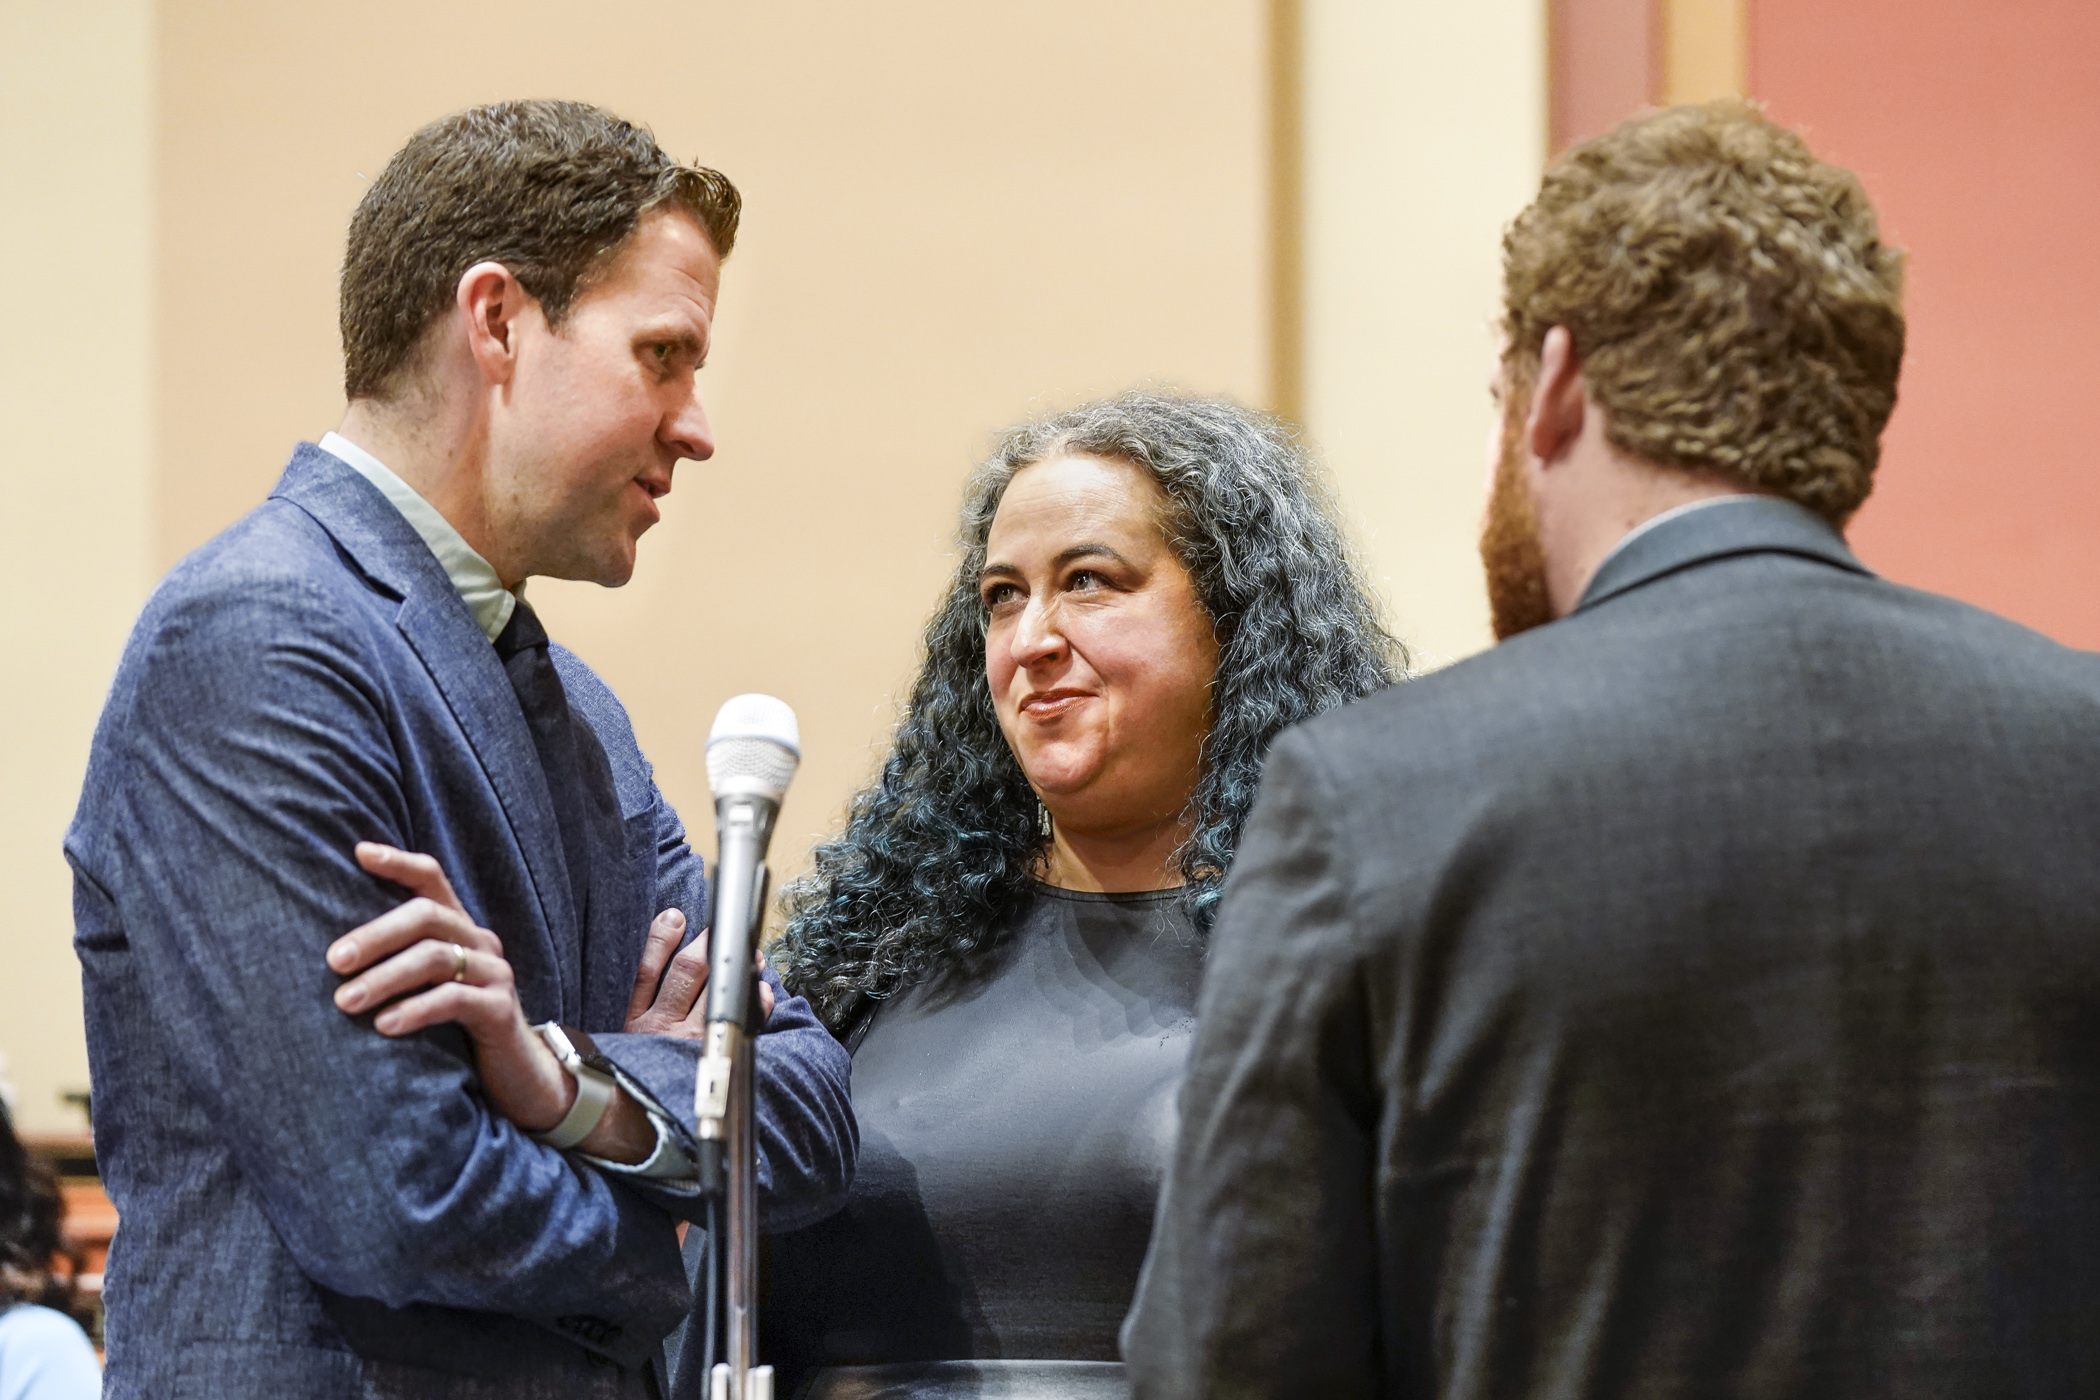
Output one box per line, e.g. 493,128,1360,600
455,261,530,386
1524,325,1586,468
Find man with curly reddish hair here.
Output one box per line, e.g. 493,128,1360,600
1130,101,2100,1398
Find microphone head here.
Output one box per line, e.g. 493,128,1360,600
707,694,801,804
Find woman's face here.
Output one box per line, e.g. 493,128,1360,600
981,454,1220,837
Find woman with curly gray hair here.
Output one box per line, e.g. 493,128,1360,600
754,391,1401,1400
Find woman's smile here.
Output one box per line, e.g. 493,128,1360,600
1019,688,1093,721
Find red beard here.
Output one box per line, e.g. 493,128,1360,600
1479,407,1555,641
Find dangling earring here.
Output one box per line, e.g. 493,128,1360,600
1038,797,1053,839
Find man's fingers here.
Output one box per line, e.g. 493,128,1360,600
653,937,712,1026
335,937,512,1016
326,897,500,973
759,978,776,1022
328,890,503,975
328,898,468,974
624,910,687,1026
355,842,469,917
369,981,511,1038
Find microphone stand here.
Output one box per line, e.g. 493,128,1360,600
725,870,769,1400
726,1015,761,1398
695,695,799,1400
697,804,774,1400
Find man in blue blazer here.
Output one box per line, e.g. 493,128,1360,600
67,101,855,1398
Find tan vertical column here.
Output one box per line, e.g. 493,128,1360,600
1549,0,1745,155
1551,0,1658,153
0,0,156,1133
1660,0,1747,103
1293,0,1547,668
1269,0,1307,423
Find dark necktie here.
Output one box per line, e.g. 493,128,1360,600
492,599,622,943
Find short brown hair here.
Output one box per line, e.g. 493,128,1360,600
340,99,741,401
1502,101,1904,522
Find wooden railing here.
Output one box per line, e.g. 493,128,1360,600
60,1178,117,1306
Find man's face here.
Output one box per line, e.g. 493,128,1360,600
1480,358,1555,641
489,208,721,587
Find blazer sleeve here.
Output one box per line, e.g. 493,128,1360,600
752,967,858,1232
553,651,856,1230
622,786,857,1229
1123,729,1385,1399
585,965,857,1233
594,961,857,1232
87,573,688,1353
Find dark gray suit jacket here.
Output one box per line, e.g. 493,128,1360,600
1126,499,2100,1398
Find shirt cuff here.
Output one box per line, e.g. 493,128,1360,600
579,1065,701,1191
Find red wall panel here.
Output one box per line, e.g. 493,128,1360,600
1553,0,1657,153
1753,0,2100,647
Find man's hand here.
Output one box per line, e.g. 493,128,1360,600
622,908,773,1037
328,842,655,1163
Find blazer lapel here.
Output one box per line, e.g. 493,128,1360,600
269,444,580,1013
394,596,582,1010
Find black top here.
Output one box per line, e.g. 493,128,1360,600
1127,497,2100,1399
764,883,1201,1395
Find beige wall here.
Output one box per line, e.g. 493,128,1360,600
1297,0,1546,669
152,0,1271,920
0,0,1269,1117
0,0,157,1133
5,1,1549,1127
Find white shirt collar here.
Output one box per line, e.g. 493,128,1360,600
1593,494,1767,577
319,432,520,641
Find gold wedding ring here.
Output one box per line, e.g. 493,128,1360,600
451,944,470,982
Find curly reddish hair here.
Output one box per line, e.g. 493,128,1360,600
1502,100,1905,523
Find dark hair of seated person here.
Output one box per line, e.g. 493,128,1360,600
0,1111,89,1328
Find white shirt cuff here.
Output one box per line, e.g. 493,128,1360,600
579,1066,701,1191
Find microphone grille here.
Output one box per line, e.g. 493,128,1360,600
707,735,799,802
706,694,801,803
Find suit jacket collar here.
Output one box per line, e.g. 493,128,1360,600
271,441,461,606
268,443,581,1014
1575,495,1871,614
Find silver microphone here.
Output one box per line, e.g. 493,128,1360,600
702,695,800,1028
694,695,799,1195
695,695,798,1397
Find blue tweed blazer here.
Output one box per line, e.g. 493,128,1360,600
66,444,855,1399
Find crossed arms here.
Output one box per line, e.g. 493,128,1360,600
73,571,852,1353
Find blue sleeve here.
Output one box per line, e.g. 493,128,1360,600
552,648,856,1229
753,965,858,1231
0,1305,101,1400
91,575,687,1350
587,966,856,1232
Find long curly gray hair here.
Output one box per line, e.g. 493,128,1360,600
773,391,1404,1030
